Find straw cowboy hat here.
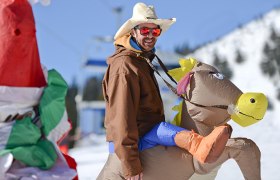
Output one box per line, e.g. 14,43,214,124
114,2,176,40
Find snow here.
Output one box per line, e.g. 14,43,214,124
69,135,107,180
69,8,280,180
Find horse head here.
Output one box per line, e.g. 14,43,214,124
169,58,268,135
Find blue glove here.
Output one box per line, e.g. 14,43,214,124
138,122,186,151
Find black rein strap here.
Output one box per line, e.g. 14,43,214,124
134,52,179,97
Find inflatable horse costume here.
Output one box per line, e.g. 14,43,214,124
0,0,77,179
136,58,268,179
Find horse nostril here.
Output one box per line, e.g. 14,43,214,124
250,98,256,103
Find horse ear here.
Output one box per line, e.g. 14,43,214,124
168,58,197,82
177,72,194,95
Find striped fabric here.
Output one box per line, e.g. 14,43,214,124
0,69,75,179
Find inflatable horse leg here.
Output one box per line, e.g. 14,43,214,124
192,138,261,180
140,146,195,180
189,165,221,180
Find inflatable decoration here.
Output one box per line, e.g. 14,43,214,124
168,58,268,179
0,0,77,179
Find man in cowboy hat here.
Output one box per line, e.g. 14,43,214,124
97,2,176,179
98,2,231,180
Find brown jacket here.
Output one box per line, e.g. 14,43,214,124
102,34,165,177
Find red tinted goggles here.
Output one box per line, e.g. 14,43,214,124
135,26,162,37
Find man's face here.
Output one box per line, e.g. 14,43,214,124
131,23,161,51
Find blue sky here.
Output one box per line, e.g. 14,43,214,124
31,0,280,84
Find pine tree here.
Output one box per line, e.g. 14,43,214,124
235,49,245,64
267,97,274,111
174,42,194,56
213,53,233,79
260,27,280,81
277,88,280,102
82,76,103,101
274,30,280,75
65,77,79,149
261,43,276,77
260,27,280,102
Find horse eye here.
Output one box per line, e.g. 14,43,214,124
211,72,224,80
250,98,256,103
